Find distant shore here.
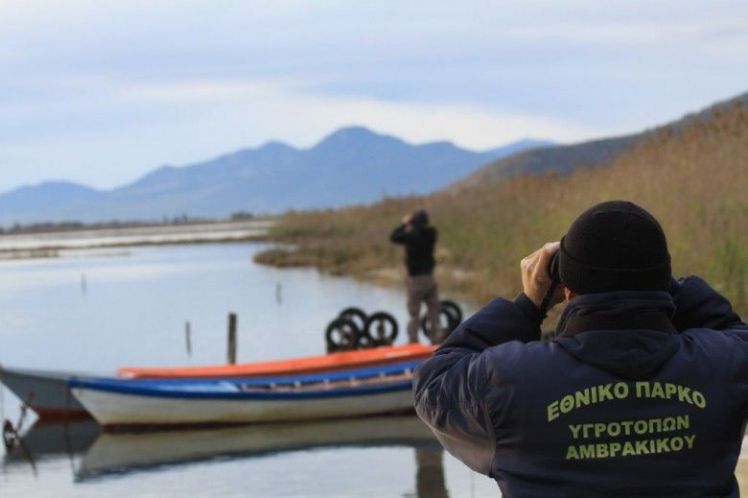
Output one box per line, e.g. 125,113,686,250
0,219,272,261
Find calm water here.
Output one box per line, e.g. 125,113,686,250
0,242,497,497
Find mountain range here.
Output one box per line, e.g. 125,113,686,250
0,129,551,225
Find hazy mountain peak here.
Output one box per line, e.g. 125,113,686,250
5,180,99,196
257,140,296,153
0,180,102,214
326,125,379,139
312,126,403,151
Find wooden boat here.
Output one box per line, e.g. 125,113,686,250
1,344,435,421
0,366,92,420
118,343,435,378
75,415,436,480
70,361,420,428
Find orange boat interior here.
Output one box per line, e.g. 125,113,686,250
118,343,436,379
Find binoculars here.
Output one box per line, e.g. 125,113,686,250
539,250,561,317
549,250,560,283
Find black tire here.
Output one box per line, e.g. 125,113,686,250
440,300,463,325
357,334,374,349
339,307,368,333
325,317,360,352
420,308,457,344
364,311,399,346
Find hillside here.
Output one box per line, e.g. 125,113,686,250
0,128,549,225
454,91,748,189
454,134,640,189
256,93,748,316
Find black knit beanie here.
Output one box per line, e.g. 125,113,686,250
411,209,429,227
558,201,671,294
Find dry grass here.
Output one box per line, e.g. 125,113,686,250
257,101,748,315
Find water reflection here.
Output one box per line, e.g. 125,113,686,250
415,447,449,498
2,419,100,471
4,415,447,497
75,415,437,480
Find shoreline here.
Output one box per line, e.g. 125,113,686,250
0,219,272,261
253,244,482,308
252,245,571,330
0,235,269,261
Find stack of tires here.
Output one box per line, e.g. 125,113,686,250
420,300,463,343
324,300,464,352
325,308,398,353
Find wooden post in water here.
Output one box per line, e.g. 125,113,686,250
185,321,192,357
227,313,237,364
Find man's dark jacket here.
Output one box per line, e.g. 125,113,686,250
390,224,437,276
414,276,748,497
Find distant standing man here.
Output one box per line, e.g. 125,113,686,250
390,210,441,343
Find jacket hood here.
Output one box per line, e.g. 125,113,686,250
554,291,680,380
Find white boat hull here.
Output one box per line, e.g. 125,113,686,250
72,386,414,427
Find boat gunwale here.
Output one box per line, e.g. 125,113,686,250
69,361,420,400
117,344,436,379
71,379,414,400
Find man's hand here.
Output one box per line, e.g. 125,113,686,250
402,213,413,225
521,242,563,309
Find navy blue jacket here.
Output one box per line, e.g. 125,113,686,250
414,276,748,497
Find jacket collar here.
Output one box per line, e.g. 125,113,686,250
555,290,676,337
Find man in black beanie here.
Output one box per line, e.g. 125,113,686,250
414,200,748,497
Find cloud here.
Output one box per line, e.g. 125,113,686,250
1,0,747,192
112,78,601,146
500,20,748,46
2,75,603,148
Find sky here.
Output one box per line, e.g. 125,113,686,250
1,0,747,193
